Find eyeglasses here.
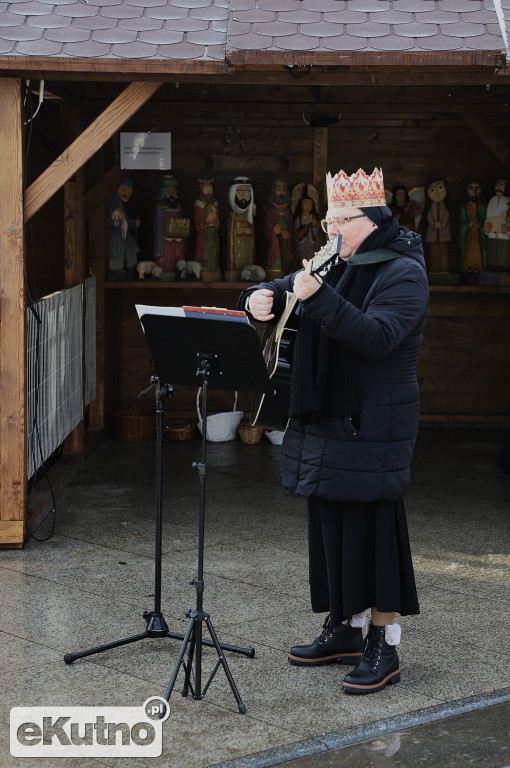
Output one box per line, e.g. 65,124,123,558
320,214,366,233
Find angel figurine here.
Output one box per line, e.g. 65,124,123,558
389,185,420,232
291,182,321,270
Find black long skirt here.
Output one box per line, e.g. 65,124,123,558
307,496,419,626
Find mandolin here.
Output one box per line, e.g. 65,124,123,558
251,234,342,431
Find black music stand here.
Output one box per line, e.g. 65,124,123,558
138,310,272,713
63,376,251,667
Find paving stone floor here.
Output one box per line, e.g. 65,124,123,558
0,427,509,767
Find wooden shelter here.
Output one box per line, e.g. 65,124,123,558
1,0,510,546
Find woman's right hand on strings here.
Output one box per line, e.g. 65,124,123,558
247,289,274,322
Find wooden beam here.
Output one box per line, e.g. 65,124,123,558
313,126,328,212
61,104,86,455
0,78,26,546
0,521,24,548
1,64,508,87
87,147,107,430
25,81,162,222
462,111,510,172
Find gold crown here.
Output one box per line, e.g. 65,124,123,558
326,167,386,209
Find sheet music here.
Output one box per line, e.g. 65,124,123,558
136,304,186,320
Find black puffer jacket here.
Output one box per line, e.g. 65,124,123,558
239,228,429,502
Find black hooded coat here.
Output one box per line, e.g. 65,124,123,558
239,227,429,503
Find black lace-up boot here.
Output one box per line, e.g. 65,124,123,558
288,616,363,666
342,622,401,694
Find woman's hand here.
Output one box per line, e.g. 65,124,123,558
247,289,274,322
293,260,321,302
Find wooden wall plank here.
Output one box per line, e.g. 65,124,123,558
107,285,510,423
25,81,161,222
0,78,26,544
462,112,510,174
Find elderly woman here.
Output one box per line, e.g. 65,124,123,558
238,168,429,695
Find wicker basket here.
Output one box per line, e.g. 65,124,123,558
164,418,198,441
112,410,155,441
238,421,264,444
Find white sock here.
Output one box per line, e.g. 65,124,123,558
342,611,366,628
384,622,401,646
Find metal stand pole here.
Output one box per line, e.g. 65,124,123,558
162,360,250,713
64,377,254,674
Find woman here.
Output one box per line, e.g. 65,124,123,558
238,167,429,694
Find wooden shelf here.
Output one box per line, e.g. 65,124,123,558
105,281,251,290
428,284,510,293
105,281,510,293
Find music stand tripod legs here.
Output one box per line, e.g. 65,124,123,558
63,377,254,673
162,362,251,714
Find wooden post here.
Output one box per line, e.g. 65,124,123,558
0,78,26,546
62,103,86,453
63,174,86,454
313,126,328,212
87,206,107,430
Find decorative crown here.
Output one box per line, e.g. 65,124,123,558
326,167,386,209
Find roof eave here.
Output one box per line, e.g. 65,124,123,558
226,49,507,69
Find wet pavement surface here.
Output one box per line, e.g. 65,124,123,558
0,427,509,767
270,700,510,768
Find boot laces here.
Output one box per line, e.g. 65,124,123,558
318,625,334,645
317,615,334,645
363,629,384,673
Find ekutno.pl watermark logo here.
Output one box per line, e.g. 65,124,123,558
10,697,170,758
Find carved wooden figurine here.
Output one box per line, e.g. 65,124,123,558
262,176,295,279
194,178,221,281
458,180,487,275
389,185,420,232
153,173,189,278
291,182,320,271
226,176,256,282
484,179,510,271
109,178,140,280
424,177,451,273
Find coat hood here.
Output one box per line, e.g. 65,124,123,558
387,226,426,271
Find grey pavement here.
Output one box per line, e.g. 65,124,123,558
0,426,509,766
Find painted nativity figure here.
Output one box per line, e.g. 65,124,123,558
153,173,189,277
484,179,510,270
458,180,487,274
225,176,256,282
194,178,221,281
389,185,420,232
109,178,140,280
262,175,295,279
291,182,320,271
424,177,451,273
